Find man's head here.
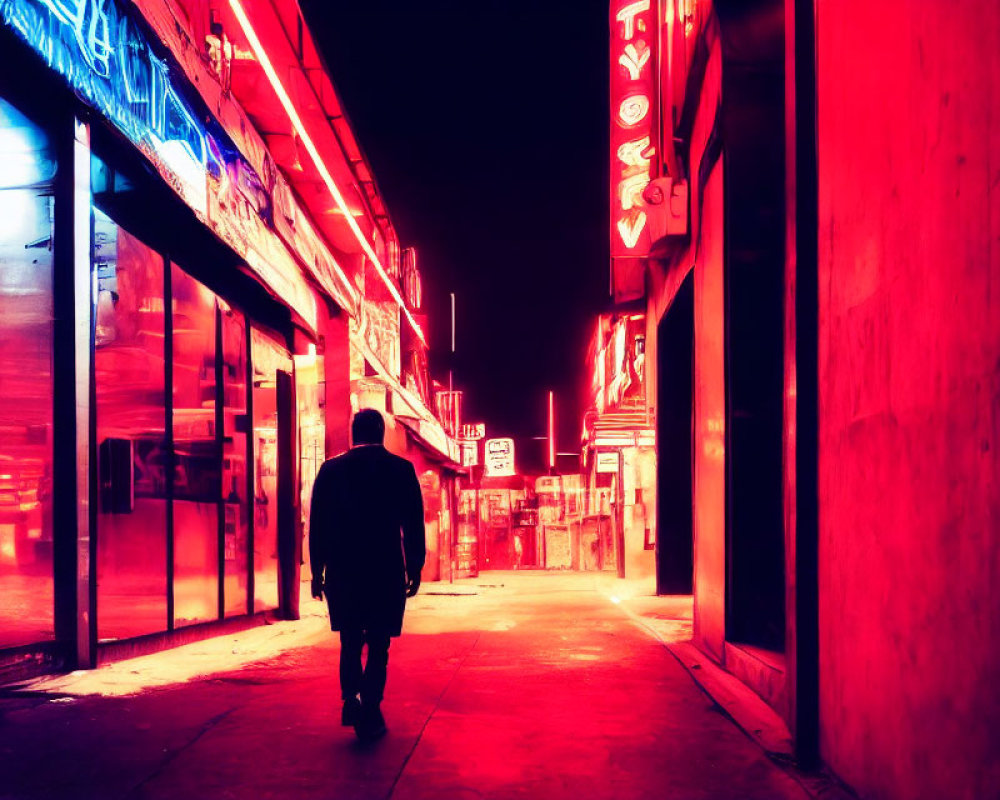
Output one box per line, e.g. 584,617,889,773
351,409,385,446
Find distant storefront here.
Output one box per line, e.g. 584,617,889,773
581,312,655,579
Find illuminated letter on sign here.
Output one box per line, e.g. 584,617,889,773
617,212,647,248
617,136,652,169
615,0,650,39
619,171,650,211
618,94,650,127
618,42,650,80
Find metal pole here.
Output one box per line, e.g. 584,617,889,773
616,450,626,579
72,118,96,666
54,114,96,667
449,291,455,392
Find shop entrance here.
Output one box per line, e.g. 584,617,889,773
479,489,513,571
655,271,694,594
250,329,295,616
721,4,786,651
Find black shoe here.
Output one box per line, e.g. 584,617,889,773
354,704,387,741
341,695,362,727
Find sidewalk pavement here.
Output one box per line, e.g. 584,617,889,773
2,571,817,800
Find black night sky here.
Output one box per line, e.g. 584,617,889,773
301,1,610,473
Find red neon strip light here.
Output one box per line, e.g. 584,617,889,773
549,390,556,470
227,0,426,346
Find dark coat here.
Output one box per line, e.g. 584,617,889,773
308,445,425,637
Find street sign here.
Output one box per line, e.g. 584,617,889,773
460,440,479,468
596,450,620,473
484,438,515,477
461,422,486,440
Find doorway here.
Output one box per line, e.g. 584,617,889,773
655,271,694,594
250,329,295,616
721,7,786,651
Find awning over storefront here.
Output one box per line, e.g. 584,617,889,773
583,408,654,449
396,416,463,471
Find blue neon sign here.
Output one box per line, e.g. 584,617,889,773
1,0,210,184
0,0,326,324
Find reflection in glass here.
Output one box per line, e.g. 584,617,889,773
0,97,56,649
172,265,219,627
221,303,248,617
94,209,168,640
295,350,324,581
252,329,291,612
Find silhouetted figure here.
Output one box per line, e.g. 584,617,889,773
309,409,425,741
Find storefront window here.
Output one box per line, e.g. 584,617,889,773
251,329,291,612
172,265,220,626
221,302,249,617
0,97,56,649
94,209,168,640
295,350,324,579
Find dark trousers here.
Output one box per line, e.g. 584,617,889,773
339,629,391,705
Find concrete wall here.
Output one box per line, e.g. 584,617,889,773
816,3,1000,797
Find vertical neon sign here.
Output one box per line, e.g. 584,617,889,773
610,0,656,301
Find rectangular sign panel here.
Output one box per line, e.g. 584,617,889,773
484,437,515,477
596,450,621,474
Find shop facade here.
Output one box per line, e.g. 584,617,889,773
0,0,459,679
605,1,999,797
580,312,656,579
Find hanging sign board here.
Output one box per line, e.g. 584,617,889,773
461,422,486,440
596,451,621,474
610,0,657,303
484,438,515,477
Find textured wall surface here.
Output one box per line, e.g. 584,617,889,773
816,2,1000,797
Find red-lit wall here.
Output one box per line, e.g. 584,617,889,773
815,2,1000,797
692,164,727,661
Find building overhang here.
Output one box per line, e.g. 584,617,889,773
396,416,464,473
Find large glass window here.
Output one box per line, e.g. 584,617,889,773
172,265,220,626
295,350,324,580
0,97,56,649
221,302,249,617
94,209,168,640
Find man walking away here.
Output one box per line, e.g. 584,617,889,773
309,409,425,741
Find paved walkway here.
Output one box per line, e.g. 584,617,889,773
0,572,809,799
